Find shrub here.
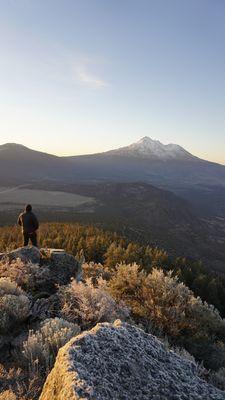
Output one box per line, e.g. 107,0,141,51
82,262,111,284
0,278,30,334
59,279,129,330
0,391,17,400
0,363,43,400
107,264,225,371
22,318,80,372
209,368,225,391
108,264,193,335
108,265,225,336
0,259,52,294
0,277,24,296
183,337,225,371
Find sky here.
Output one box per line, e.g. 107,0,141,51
0,0,225,164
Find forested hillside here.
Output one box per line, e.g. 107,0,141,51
1,222,225,317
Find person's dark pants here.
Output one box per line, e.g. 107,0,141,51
23,232,38,247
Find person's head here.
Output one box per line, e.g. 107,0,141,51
25,204,32,213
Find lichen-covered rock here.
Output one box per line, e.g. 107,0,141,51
40,320,225,400
4,246,40,264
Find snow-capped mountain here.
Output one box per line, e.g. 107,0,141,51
105,137,196,160
1,138,225,192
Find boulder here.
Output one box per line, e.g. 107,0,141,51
4,246,40,264
41,248,77,268
40,320,225,400
40,248,81,285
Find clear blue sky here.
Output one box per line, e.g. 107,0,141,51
0,0,225,163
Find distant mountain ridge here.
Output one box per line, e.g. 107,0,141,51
0,136,218,163
0,138,225,217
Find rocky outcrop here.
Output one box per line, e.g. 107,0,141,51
0,246,40,264
40,248,83,285
40,320,225,400
0,246,82,294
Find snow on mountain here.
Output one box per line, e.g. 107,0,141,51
106,137,196,160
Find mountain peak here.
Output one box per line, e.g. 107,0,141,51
106,137,195,161
138,136,153,142
138,136,159,143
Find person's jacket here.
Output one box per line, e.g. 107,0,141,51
17,211,39,234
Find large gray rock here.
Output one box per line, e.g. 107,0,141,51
41,248,78,268
2,246,40,264
40,248,82,285
40,320,225,400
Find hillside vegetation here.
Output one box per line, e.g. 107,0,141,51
1,222,225,316
0,223,225,398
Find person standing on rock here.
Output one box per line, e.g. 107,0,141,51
17,204,39,247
